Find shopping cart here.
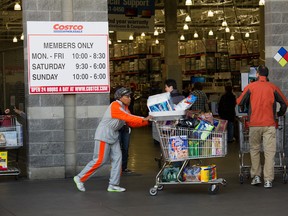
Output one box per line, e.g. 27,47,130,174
238,116,287,184
0,115,23,178
149,113,227,196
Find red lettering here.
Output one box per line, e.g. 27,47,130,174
53,24,83,31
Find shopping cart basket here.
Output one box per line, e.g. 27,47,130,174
149,113,227,196
238,115,287,184
0,115,23,178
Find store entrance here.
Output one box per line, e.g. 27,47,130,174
0,47,27,178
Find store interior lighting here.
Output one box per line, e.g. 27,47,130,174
153,29,159,36
185,15,191,22
225,27,230,33
245,32,250,38
207,10,214,17
193,31,198,38
13,36,18,42
183,24,189,30
129,35,134,40
117,39,122,43
155,39,159,44
141,32,145,37
14,2,21,11
230,34,235,40
208,30,213,36
222,20,227,27
259,0,265,6
20,33,24,40
180,35,185,41
185,0,192,6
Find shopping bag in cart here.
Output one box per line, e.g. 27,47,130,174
0,115,12,127
192,120,214,140
162,167,182,182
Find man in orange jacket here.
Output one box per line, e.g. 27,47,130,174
73,87,152,192
237,65,287,188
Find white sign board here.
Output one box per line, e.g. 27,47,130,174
27,21,110,94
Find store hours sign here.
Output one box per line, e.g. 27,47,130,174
27,21,110,94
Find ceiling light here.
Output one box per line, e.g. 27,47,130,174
208,10,214,17
180,35,185,41
154,29,159,36
259,0,265,6
245,32,250,38
208,30,213,36
141,32,145,37
193,31,198,38
129,35,134,40
222,20,227,27
117,40,122,43
155,39,159,44
108,38,112,45
185,0,192,6
225,27,230,33
109,31,114,33
13,36,18,43
230,35,235,40
183,24,189,30
20,33,24,40
185,15,191,22
14,2,21,11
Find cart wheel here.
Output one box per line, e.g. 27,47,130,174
239,174,244,184
157,185,164,191
222,179,227,186
283,173,287,184
149,187,158,196
208,184,219,195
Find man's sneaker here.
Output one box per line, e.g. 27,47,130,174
264,180,272,189
107,185,126,192
122,169,132,174
73,176,85,192
251,176,261,185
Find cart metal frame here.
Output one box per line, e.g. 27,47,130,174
238,115,287,184
149,114,227,196
0,115,23,179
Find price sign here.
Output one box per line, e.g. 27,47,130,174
27,21,110,94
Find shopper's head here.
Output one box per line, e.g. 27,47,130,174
114,87,132,105
193,82,203,90
225,85,233,93
257,65,269,77
165,79,177,93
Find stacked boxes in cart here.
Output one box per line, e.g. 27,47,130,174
168,117,227,160
147,92,227,160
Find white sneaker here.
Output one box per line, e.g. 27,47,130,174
264,180,272,188
107,185,126,192
251,176,261,185
73,176,85,192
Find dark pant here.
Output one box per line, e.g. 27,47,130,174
119,126,130,171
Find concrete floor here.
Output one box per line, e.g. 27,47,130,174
0,126,287,216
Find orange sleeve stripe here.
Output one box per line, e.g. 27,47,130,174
80,141,106,182
111,102,148,127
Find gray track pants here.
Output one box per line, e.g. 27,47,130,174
77,139,122,186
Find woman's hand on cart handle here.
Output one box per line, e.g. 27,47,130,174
144,115,153,121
